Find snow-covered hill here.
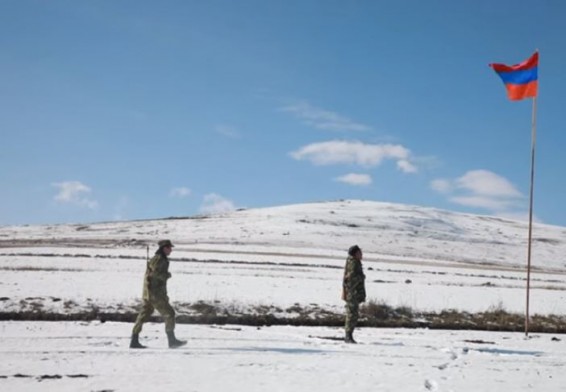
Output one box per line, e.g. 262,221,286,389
1,200,566,317
2,200,566,270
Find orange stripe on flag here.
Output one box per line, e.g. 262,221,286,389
506,81,538,101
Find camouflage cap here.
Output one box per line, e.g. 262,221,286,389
348,244,361,256
157,239,174,248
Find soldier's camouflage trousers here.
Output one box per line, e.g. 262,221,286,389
132,294,176,334
345,300,359,334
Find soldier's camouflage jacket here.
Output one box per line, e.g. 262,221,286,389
342,256,366,303
142,252,171,300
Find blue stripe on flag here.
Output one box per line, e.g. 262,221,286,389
497,67,538,85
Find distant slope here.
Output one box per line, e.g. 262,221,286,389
1,200,565,271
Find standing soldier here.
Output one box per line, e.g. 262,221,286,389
130,239,187,349
342,245,366,344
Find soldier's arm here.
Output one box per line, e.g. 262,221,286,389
149,256,170,282
343,259,353,285
355,261,366,280
348,260,365,289
344,259,362,288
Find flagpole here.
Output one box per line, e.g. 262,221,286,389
525,95,537,337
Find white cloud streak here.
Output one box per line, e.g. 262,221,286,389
455,170,522,198
290,140,417,172
281,101,372,132
431,170,526,216
397,159,418,174
335,173,372,186
199,193,236,214
215,124,241,139
52,181,98,209
169,187,192,198
430,179,452,194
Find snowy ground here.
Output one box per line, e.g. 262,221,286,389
2,200,566,391
0,321,564,392
2,250,566,316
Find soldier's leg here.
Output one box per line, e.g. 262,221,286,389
153,297,186,348
345,302,352,333
152,296,176,333
345,301,359,334
132,300,154,335
351,301,359,330
345,301,359,343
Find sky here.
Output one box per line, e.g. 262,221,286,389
1,0,565,226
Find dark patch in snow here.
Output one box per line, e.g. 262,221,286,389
463,339,495,344
37,374,63,381
308,335,344,341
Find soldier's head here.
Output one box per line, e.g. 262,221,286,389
158,239,174,256
348,245,362,260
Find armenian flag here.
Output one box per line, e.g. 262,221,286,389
490,52,538,101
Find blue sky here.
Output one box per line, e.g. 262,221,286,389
1,1,566,226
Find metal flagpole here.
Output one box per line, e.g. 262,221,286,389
525,95,538,337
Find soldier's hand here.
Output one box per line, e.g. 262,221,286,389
167,272,172,279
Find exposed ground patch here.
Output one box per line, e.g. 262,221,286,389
1,299,565,333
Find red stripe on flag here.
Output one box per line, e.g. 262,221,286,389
491,52,538,73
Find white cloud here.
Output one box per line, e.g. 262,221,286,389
335,173,372,186
169,187,192,198
215,124,241,139
290,140,416,172
200,193,236,214
431,170,526,217
430,179,452,194
455,170,522,198
281,101,372,132
52,181,98,209
397,159,418,174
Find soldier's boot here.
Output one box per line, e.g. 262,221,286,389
345,331,357,344
129,333,147,349
167,331,187,348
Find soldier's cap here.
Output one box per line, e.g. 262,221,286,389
157,239,174,248
348,245,361,256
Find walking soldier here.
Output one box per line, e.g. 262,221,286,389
130,239,186,349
